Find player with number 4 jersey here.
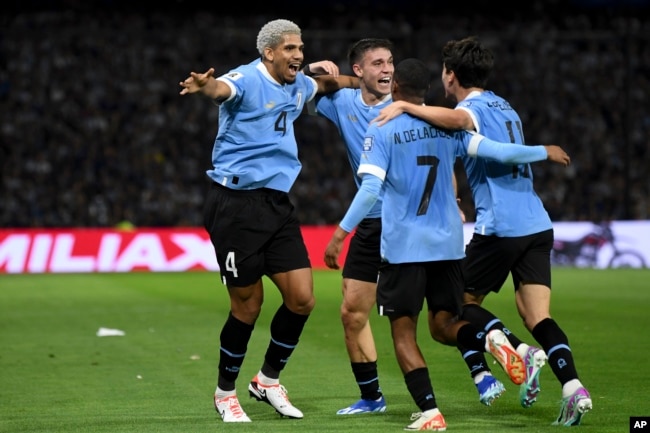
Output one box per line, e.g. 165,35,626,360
179,18,358,424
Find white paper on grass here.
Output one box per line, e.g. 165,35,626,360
96,327,125,337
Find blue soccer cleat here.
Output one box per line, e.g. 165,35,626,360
476,374,506,406
336,395,387,415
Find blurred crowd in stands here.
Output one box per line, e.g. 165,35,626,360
1,2,649,228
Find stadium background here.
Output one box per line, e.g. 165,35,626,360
2,6,648,432
1,0,649,229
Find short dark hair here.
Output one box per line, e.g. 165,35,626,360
441,36,494,89
347,38,393,69
394,58,431,99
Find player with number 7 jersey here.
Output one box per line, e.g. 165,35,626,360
327,58,570,431
356,120,564,264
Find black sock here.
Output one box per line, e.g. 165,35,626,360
532,318,579,386
351,361,382,400
218,312,254,390
458,344,490,379
456,322,488,352
261,303,309,378
404,367,437,412
462,304,523,348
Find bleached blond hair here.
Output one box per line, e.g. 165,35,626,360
256,19,301,56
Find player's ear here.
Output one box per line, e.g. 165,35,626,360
447,70,457,86
263,46,274,62
391,79,400,96
352,63,363,78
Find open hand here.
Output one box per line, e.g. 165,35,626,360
544,145,571,166
324,236,344,270
371,101,407,126
179,68,215,95
306,60,339,77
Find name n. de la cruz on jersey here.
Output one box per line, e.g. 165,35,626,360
393,125,452,144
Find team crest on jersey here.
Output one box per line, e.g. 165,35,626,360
265,100,276,109
363,136,374,152
225,71,243,81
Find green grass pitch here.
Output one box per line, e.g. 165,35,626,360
1,268,649,432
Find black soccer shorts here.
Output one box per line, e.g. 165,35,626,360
204,183,311,287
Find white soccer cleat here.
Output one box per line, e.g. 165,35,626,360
404,408,447,431
248,376,304,419
214,394,251,422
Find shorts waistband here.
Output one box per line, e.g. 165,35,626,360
212,181,285,197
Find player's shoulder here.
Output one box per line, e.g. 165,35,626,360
323,86,358,102
218,61,258,84
365,120,383,136
219,70,246,84
471,90,513,108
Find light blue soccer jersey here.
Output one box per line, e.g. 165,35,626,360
206,59,318,192
360,117,467,263
358,115,549,264
314,90,392,219
457,90,552,236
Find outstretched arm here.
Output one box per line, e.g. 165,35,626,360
314,74,360,94
302,60,339,77
543,145,572,166
179,68,232,102
372,101,474,130
301,59,358,94
324,174,382,270
468,134,571,166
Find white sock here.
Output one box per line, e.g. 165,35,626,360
422,408,440,417
215,387,236,399
562,379,582,398
516,343,530,358
256,371,279,386
474,371,491,385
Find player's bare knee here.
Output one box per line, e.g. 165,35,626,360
341,309,368,331
284,294,315,315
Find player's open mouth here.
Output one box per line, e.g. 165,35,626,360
379,77,391,84
289,64,300,73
